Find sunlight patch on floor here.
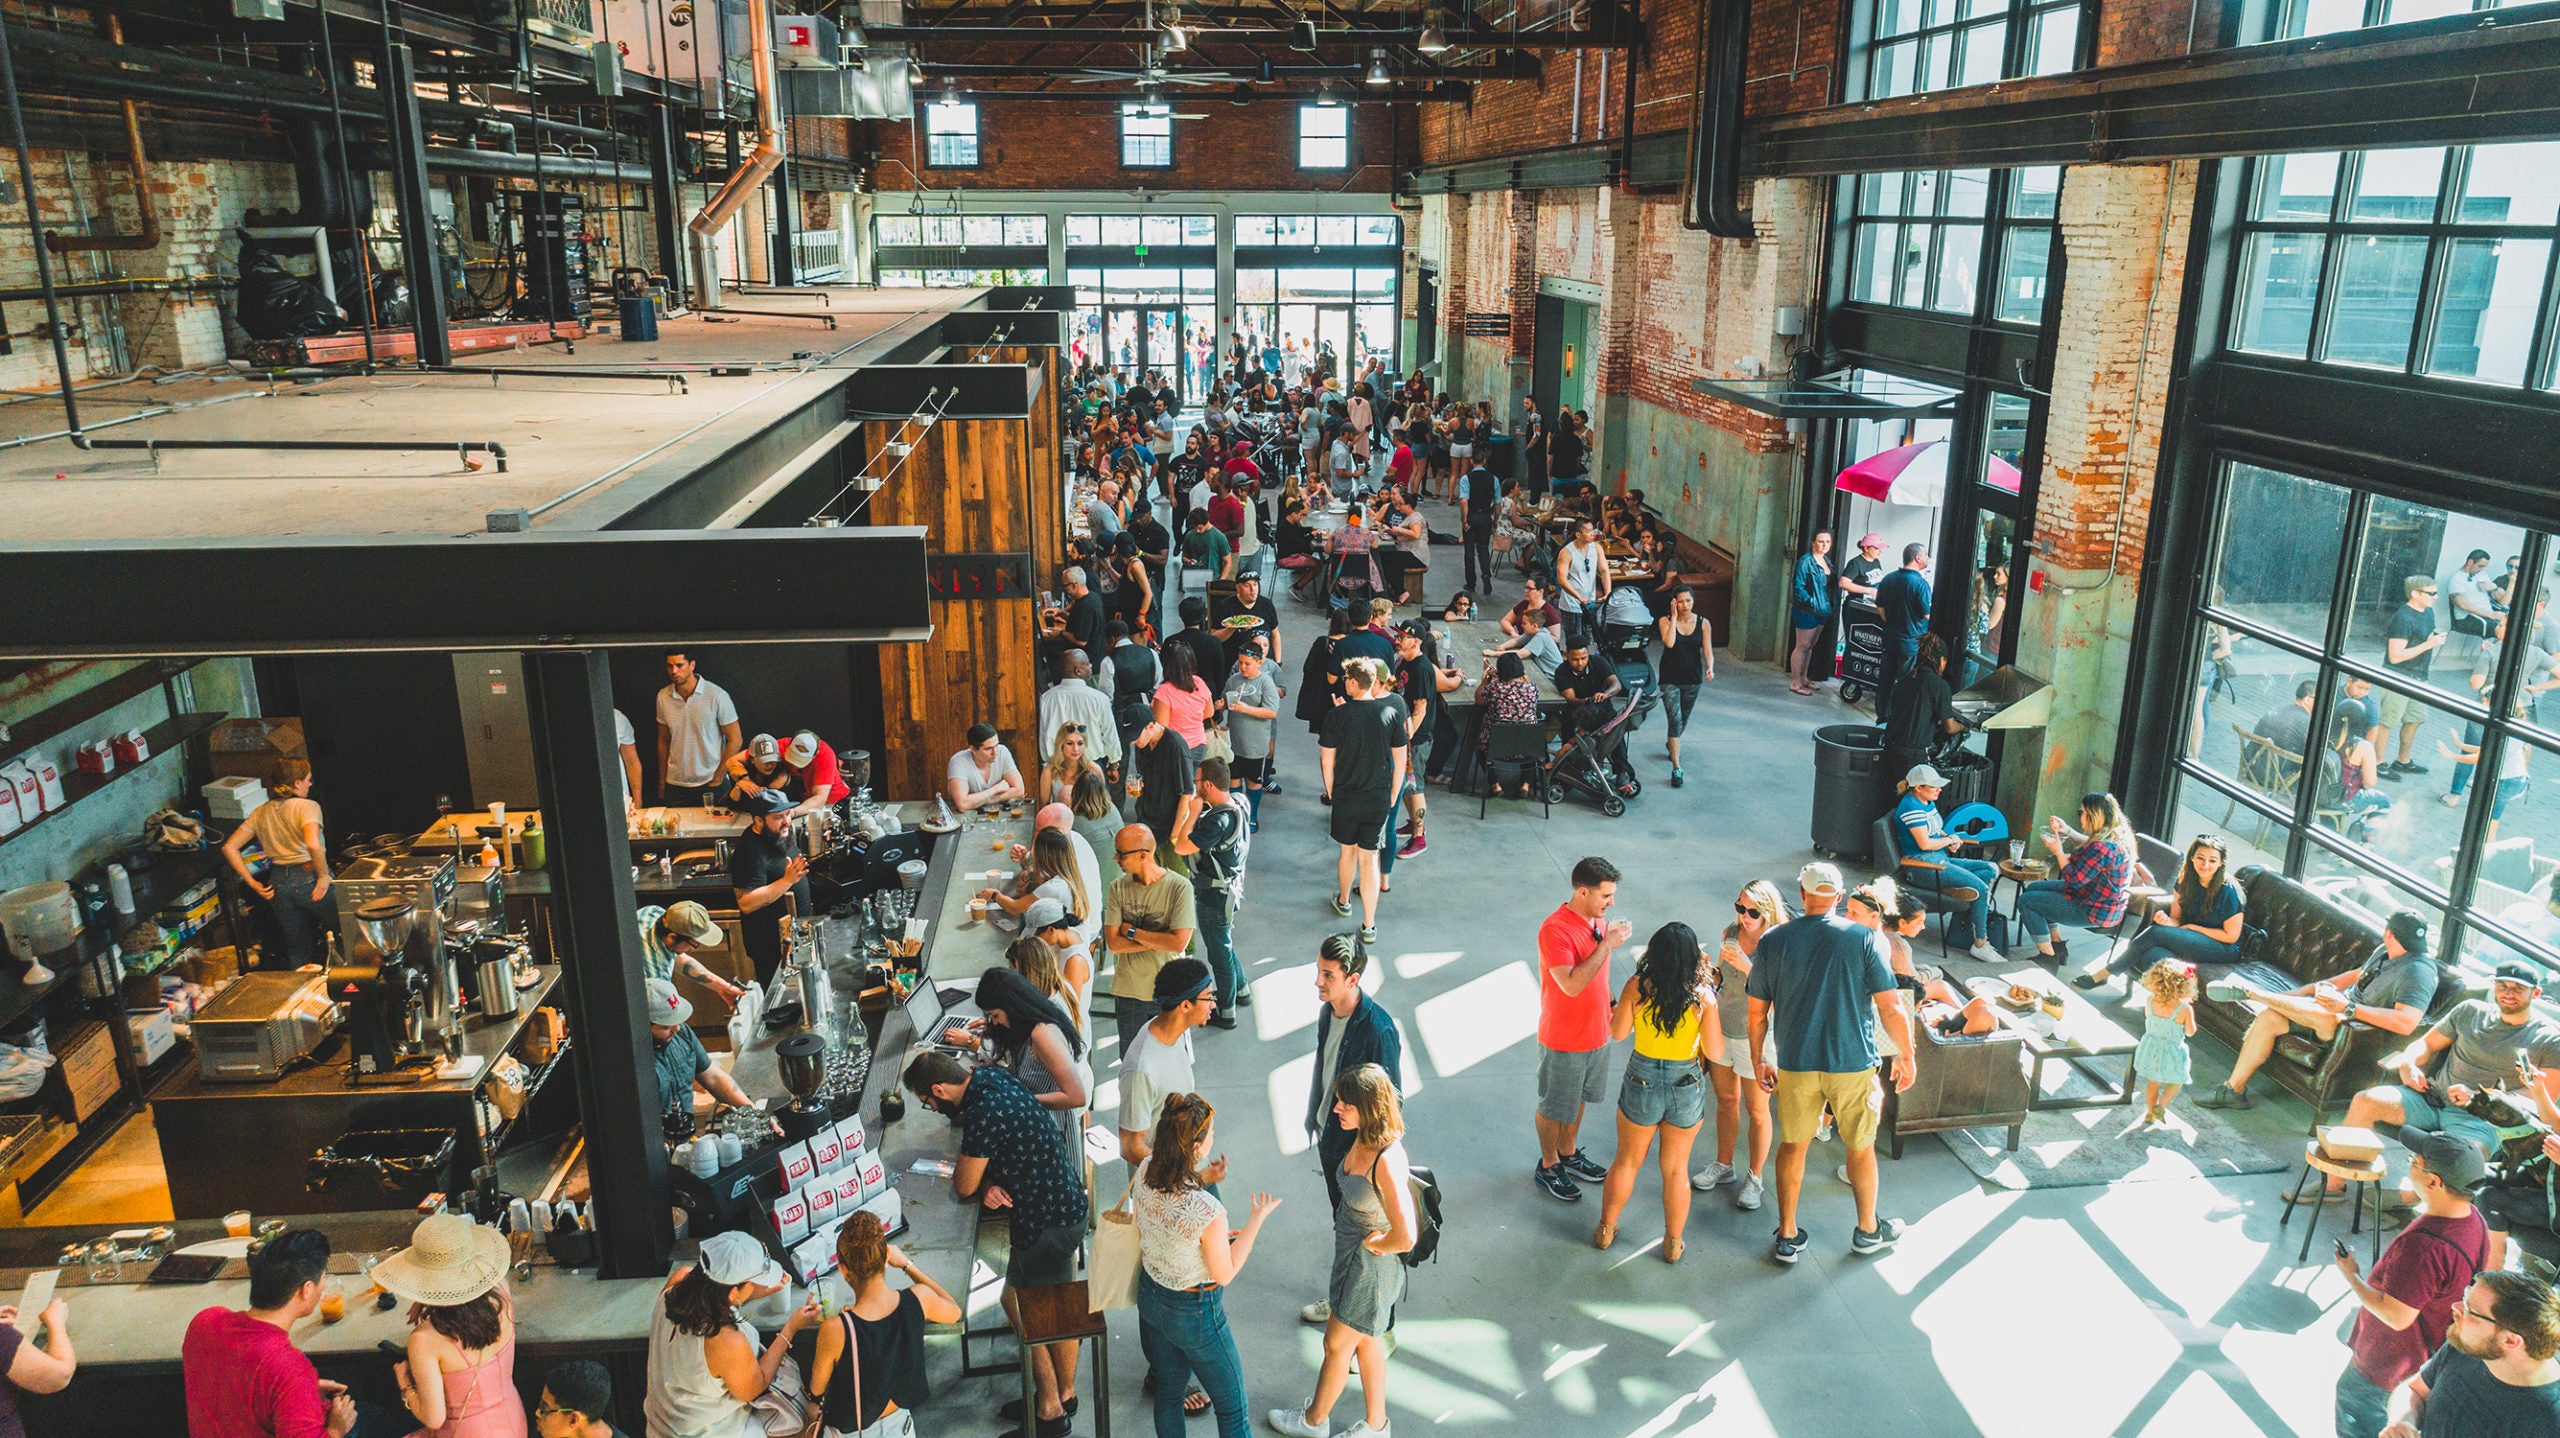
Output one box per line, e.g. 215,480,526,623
1414,961,1538,1076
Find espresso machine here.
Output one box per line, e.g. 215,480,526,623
330,896,436,1075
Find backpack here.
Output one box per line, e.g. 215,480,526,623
1401,1163,1444,1268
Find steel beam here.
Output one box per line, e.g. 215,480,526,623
843,362,1040,415
1404,130,1685,194
379,41,452,368
0,527,934,659
938,308,1066,349
1741,7,2560,176
521,648,671,1281
866,19,1637,46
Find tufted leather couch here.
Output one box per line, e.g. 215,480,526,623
1883,1017,2032,1157
2198,866,2462,1116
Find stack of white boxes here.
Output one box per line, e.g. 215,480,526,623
765,1111,896,1283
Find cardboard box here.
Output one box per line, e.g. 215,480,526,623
207,718,307,786
58,1021,119,1122
2318,1126,2385,1165
127,1007,176,1066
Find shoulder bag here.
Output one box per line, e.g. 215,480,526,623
1087,1179,1143,1312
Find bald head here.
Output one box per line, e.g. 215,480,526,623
1037,802,1073,834
1062,650,1092,677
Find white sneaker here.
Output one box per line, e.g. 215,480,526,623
1836,1164,1853,1184
1817,1118,1836,1144
1734,1174,1764,1210
1690,1162,1735,1191
1969,939,2005,961
1268,1409,1327,1438
1299,1301,1331,1325
1344,1424,1391,1438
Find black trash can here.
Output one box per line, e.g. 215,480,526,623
1812,723,1890,860
307,1128,458,1208
1481,433,1516,481
1935,748,1995,812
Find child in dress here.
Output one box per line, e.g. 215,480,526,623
2134,961,2199,1126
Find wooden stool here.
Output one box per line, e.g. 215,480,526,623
2280,1139,2386,1266
1012,1278,1113,1438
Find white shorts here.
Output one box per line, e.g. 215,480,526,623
1448,444,1473,459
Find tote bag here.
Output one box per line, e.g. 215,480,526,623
1087,1181,1142,1312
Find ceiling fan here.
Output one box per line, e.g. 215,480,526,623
1061,0,1242,92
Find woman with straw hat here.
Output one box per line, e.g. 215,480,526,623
375,1213,524,1438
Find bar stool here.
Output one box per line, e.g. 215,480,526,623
1013,1278,1113,1438
2279,1138,2386,1266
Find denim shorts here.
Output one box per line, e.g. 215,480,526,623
1617,1053,1707,1128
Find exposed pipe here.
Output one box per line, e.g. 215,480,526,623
686,0,782,311
45,15,159,254
246,119,352,232
0,15,82,437
409,144,655,182
74,436,510,471
0,276,230,302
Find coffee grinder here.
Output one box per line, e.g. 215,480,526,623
330,897,432,1075
774,1031,833,1139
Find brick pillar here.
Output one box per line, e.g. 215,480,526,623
1505,189,1538,414
2009,162,2199,825
1436,192,1470,391
1592,185,1642,493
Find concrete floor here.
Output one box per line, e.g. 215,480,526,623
933,537,2377,1438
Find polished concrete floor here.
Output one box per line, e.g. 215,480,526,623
940,534,2385,1438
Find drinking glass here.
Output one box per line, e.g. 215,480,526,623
2006,840,2026,864
85,1241,118,1282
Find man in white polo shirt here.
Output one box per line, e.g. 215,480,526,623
655,649,740,808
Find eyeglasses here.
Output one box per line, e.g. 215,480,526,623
1114,849,1149,860
2462,1303,2505,1329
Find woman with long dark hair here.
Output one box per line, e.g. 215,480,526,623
2016,792,2139,965
374,1213,524,1438
643,1231,818,1438
1130,1094,1281,1438
1594,923,1725,1261
2074,834,2248,990
944,966,1089,1148
1153,642,1216,759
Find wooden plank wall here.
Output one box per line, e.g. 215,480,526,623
1008,346,1069,583
869,392,1042,802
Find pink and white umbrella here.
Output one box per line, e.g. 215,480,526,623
1834,439,2021,505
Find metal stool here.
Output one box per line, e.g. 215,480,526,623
2279,1138,2386,1265
1013,1278,1113,1438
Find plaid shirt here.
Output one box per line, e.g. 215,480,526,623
2060,837,2133,928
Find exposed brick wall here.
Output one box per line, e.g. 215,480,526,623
866,99,1401,193
1418,0,1839,165
2096,0,2223,67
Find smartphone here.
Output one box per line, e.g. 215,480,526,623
2333,1237,2353,1259
14,1268,55,1335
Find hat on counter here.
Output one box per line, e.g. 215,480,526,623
784,731,822,768
1857,533,1884,551
2495,960,2543,987
660,901,723,949
1798,861,1844,894
646,977,694,1028
740,789,795,817
747,733,781,765
1154,957,1213,1010
370,1212,509,1308
1023,896,1072,934
2406,1131,2490,1194
1905,764,1951,789
696,1229,788,1290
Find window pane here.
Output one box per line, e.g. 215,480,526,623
2278,0,2366,38
2026,3,2079,74
2325,234,2429,369
2213,463,2350,643
2233,232,2327,357
1858,171,1906,217
1877,0,1925,36
1956,20,2006,86
1236,216,1274,245
2300,840,2452,933
2456,142,2560,226
1852,223,1897,303
1005,216,1047,246
1963,509,2016,687
1911,170,1942,215
2010,165,2061,218
2348,148,2447,222
2380,0,2474,20
1933,224,1982,313
1236,269,1275,302
1917,31,1952,92
1896,225,1934,307
1303,137,1348,168
1996,227,2051,322
2465,920,2560,990
1317,217,1355,246
1140,216,1178,246
1945,169,1991,218
1873,38,1920,97
1274,215,1316,245
961,216,1003,246
1356,217,1401,244
2253,153,2341,221
2351,496,2527,705
2172,775,2292,879
876,216,920,245
2425,237,2550,386
2190,634,2322,810
1065,216,1100,245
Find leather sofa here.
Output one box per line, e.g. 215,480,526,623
2199,866,2463,1118
1883,1017,2032,1157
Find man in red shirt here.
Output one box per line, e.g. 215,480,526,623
1206,476,1249,556
1535,855,1634,1202
2334,1133,2493,1438
1384,430,1418,494
783,730,847,808
184,1229,367,1438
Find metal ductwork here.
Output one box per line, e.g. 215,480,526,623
687,0,784,309
1685,0,1751,237
246,118,353,233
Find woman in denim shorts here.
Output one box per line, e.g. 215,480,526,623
1592,922,1726,1262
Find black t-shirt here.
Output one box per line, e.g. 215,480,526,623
1321,696,1411,807
1128,515,1172,575
1397,653,1438,737
1064,591,1107,653
1548,426,1585,477
1883,664,1956,752
2386,602,2437,679
728,827,812,963
2414,1344,2560,1437
1842,556,1886,600
1173,625,1231,696
1210,592,1280,643
1556,660,1616,703
958,1066,1088,1231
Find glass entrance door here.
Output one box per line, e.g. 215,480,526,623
1277,303,1353,385
1103,304,1188,403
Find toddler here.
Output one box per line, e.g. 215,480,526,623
2133,961,2199,1125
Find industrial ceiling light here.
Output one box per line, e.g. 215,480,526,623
939,84,961,107
1292,19,1319,49
1365,49,1390,85
1417,8,1451,53
1256,57,1274,82
1162,4,1188,51
903,55,925,83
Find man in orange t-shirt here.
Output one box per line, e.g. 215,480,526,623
1534,855,1635,1202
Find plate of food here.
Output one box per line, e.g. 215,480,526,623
1221,615,1265,631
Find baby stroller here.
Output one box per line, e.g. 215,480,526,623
1544,678,1646,817
1598,588,1659,730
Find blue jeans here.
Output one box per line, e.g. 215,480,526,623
266,865,340,969
2016,879,2100,943
1196,890,1239,1014
1136,1272,1248,1438
2115,923,2242,974
1902,856,1996,942
2333,1363,2391,1438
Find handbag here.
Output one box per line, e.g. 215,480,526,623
1204,723,1235,765
1087,1180,1142,1312
1490,531,1515,553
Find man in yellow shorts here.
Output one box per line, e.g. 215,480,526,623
1746,861,1917,1265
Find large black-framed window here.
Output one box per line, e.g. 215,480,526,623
2251,0,2506,44
2228,144,2560,390
1297,104,1349,170
1847,167,2059,326
2163,455,2560,981
1849,0,2086,101
872,213,1048,283
1121,104,1174,169
924,100,980,168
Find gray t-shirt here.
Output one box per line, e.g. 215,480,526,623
1222,669,1281,760
2430,998,2560,1090
2350,946,2441,1017
948,744,1021,799
1119,1023,1195,1138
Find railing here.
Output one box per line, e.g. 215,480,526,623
792,229,845,282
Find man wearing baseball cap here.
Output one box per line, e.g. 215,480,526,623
782,730,847,810
2332,1132,2492,1438
727,788,812,983
646,978,753,1115
1747,861,1916,1265
2320,958,2560,1202
1118,958,1217,1165
720,733,796,809
634,900,744,1008
2202,909,2439,1113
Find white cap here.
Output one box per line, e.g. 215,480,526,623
1798,861,1844,894
785,731,821,767
696,1229,786,1289
1905,764,1950,788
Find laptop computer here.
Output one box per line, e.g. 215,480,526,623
900,974,978,1053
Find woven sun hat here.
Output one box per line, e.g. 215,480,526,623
371,1212,509,1308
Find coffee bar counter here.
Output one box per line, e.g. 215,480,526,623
149,967,569,1220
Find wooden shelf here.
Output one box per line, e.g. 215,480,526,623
0,660,195,757
0,965,73,1038
0,711,225,857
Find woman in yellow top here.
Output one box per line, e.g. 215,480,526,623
1594,922,1727,1262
